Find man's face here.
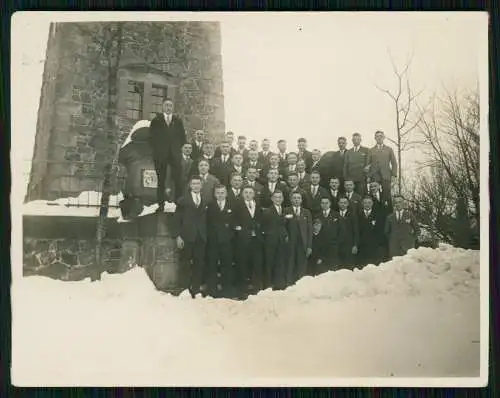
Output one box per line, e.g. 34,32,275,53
312,151,321,162
195,130,204,141
242,188,255,201
190,179,202,193
370,182,380,194
288,175,299,188
297,160,306,173
215,188,227,202
338,198,349,211
249,151,259,162
221,143,230,155
203,144,214,157
231,176,243,189
313,223,322,234
269,155,279,167
268,169,279,182
163,100,174,114
198,161,209,175
352,135,361,146
182,144,192,156
226,132,234,143
246,168,257,181
338,139,347,150
363,198,373,210
238,138,246,149
291,193,302,207
320,198,331,211
311,173,320,185
288,154,298,165
298,141,306,151
344,181,354,192
329,179,340,190
375,132,385,145
262,140,270,151
250,141,258,151
271,192,284,206
233,155,243,166
278,141,287,153
394,197,404,210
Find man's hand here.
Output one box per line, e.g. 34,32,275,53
352,245,358,255
234,226,242,231
317,259,323,265
306,248,312,258
176,236,184,250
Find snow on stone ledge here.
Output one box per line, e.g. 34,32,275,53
116,201,176,223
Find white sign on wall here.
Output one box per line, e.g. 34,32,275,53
142,169,158,188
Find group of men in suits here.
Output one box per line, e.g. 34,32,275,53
149,98,418,299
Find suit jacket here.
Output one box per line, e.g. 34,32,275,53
311,230,331,262
298,150,314,173
262,205,289,244
234,200,264,242
281,164,300,182
206,200,235,244
337,210,359,248
214,146,236,158
229,165,247,179
227,188,243,206
328,189,341,212
172,193,207,243
180,156,194,187
243,180,264,200
284,186,306,208
189,156,217,178
344,146,369,182
330,150,347,180
358,209,385,247
278,152,289,169
190,140,206,161
234,148,250,162
297,172,312,190
199,174,219,204
303,185,330,216
370,191,393,218
259,165,285,185
367,144,398,181
284,206,313,252
343,191,363,213
260,181,289,208
211,157,233,186
244,160,265,176
385,210,419,246
149,113,186,160
318,210,341,252
258,151,274,166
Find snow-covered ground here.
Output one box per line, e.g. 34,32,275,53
11,244,482,386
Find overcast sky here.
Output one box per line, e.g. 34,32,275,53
12,12,486,194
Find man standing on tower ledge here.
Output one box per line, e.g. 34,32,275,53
149,98,186,208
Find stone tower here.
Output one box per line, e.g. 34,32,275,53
26,21,225,202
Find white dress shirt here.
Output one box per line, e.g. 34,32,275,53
192,192,201,206
275,204,282,216
268,182,276,192
294,206,301,216
218,200,226,211
246,200,255,217
164,113,172,124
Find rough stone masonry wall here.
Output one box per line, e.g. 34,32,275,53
27,21,226,202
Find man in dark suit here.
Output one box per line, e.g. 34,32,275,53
212,141,233,186
343,179,363,214
344,133,369,196
173,175,207,297
310,149,322,173
262,190,289,290
206,185,235,297
249,139,259,153
243,167,264,204
285,192,313,285
369,180,393,219
244,150,265,178
190,129,206,161
357,196,386,267
277,139,288,169
214,133,237,158
259,154,284,185
190,142,217,177
260,168,289,209
148,98,186,207
297,138,313,173
196,159,219,204
385,195,419,259
303,170,329,217
296,159,311,190
281,152,299,182
366,130,398,197
229,153,247,178
308,218,331,276
258,138,273,166
227,172,244,206
233,186,264,294
336,197,359,269
180,143,194,190
328,177,342,212
328,137,348,194
318,197,340,271
235,135,249,161
284,172,306,207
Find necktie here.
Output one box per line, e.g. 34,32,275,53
312,186,317,196
195,194,200,206
235,189,240,196
324,210,328,217
365,211,369,217
295,207,299,216
397,211,401,221
277,206,281,216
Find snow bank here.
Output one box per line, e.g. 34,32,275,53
23,191,124,218
12,245,481,386
116,200,176,223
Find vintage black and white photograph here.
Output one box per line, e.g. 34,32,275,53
11,12,488,386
